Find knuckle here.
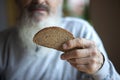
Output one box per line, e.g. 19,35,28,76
76,38,81,41
71,63,76,67
67,40,72,48
91,64,97,73
91,41,96,47
91,48,98,56
76,65,80,70
77,65,83,71
76,38,83,44
88,68,94,74
90,58,96,64
75,59,79,63
71,59,76,63
76,38,81,44
74,50,80,57
87,69,92,74
87,64,95,74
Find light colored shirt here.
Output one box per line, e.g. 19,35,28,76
0,17,120,80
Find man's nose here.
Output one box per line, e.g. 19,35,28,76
32,0,47,4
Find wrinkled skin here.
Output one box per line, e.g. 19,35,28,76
61,38,104,74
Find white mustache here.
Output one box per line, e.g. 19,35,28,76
27,3,50,13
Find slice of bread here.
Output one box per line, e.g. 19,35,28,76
33,26,74,51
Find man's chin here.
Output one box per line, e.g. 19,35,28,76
30,11,49,23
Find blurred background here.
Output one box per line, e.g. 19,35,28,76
0,0,120,73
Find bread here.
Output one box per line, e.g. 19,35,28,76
33,26,74,51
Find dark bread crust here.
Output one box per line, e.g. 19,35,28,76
33,26,74,51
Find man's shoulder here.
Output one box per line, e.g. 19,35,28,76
0,28,14,35
62,17,93,31
0,27,17,40
62,17,90,25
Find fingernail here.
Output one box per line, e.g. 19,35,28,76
61,55,65,60
63,43,67,49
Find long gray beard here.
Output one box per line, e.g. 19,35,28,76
17,11,62,54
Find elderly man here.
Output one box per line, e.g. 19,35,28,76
0,0,120,80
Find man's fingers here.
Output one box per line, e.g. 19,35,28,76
62,38,96,50
68,58,90,65
70,63,88,73
61,49,90,60
70,59,100,74
61,38,104,74
61,47,99,60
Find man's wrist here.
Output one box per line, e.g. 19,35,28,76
92,55,109,80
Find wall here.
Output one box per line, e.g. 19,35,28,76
7,0,18,27
0,0,18,30
0,0,8,31
90,0,120,73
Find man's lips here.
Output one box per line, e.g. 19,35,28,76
31,8,47,12
27,4,49,13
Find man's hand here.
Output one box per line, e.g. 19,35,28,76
61,38,104,74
